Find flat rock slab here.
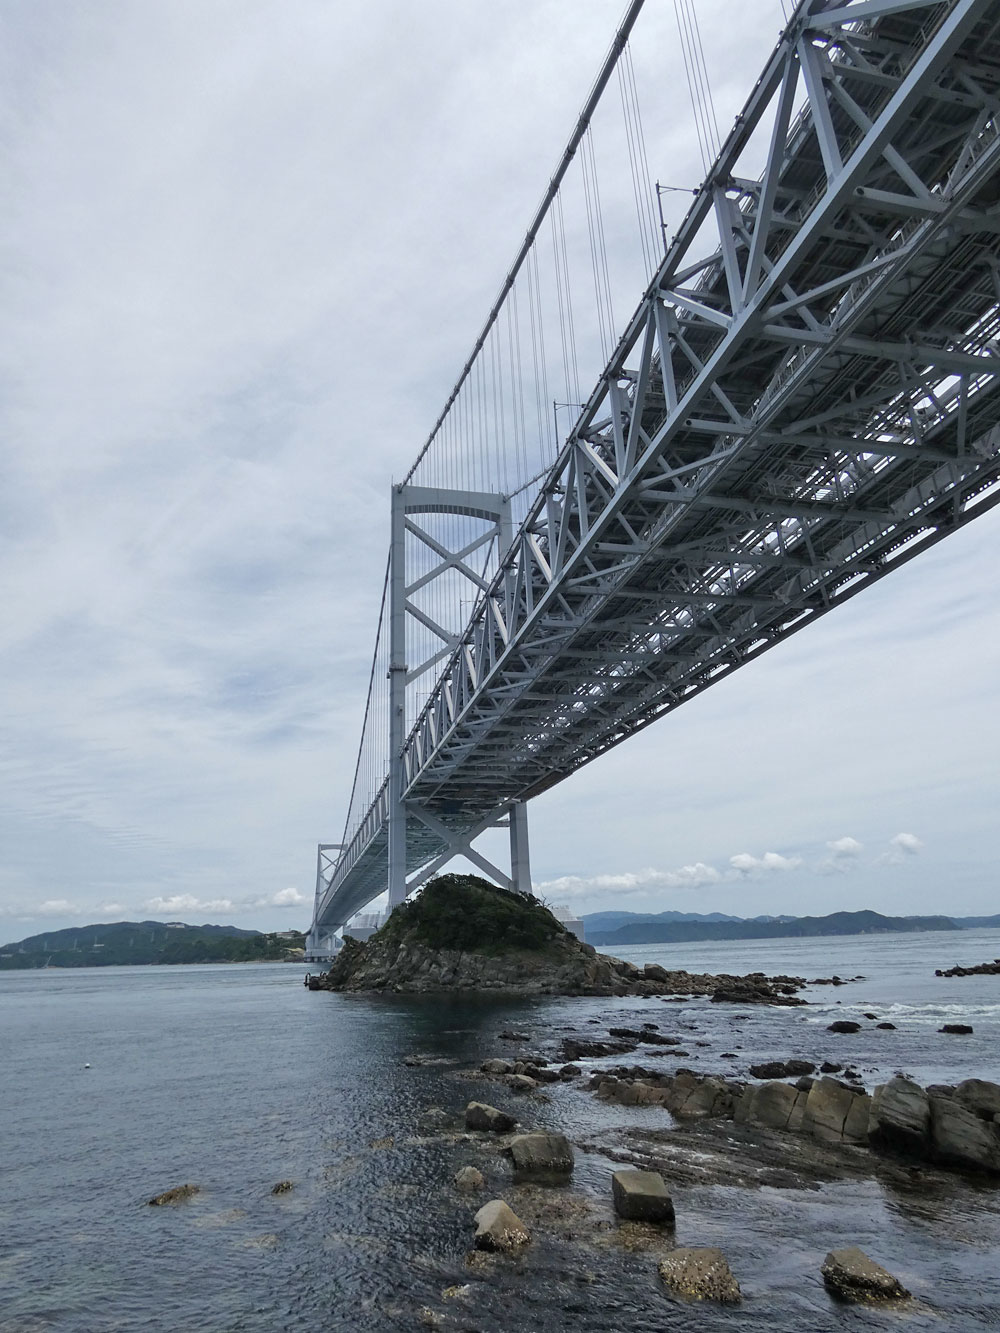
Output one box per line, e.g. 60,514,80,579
658,1247,741,1303
508,1132,574,1175
465,1101,516,1133
473,1199,530,1251
611,1168,675,1224
821,1247,909,1302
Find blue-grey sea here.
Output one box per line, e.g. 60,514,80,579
4,928,1000,1331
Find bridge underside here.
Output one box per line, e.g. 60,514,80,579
314,0,1000,940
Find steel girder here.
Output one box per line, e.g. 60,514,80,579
313,0,1000,939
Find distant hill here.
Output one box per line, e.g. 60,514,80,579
952,915,1000,928
0,920,305,968
585,908,960,947
580,909,742,934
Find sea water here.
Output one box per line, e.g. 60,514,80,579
3,928,1000,1331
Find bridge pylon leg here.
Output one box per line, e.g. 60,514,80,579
509,800,532,895
388,487,408,908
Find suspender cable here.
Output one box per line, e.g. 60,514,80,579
339,551,391,855
402,0,647,485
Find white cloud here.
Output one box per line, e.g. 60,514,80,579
143,894,236,915
827,836,863,857
890,832,923,855
729,851,802,876
269,887,305,907
35,899,83,917
538,862,722,900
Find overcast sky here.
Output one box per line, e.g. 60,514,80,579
2,0,997,938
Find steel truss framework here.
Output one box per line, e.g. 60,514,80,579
312,0,1000,945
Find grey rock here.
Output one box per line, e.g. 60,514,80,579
868,1076,931,1156
473,1199,530,1251
821,1247,909,1302
803,1077,871,1145
955,1078,1000,1120
481,1058,514,1075
465,1101,516,1133
743,1080,801,1131
559,1063,582,1080
929,1094,1000,1173
453,1166,485,1190
505,1073,538,1093
658,1247,741,1303
611,1169,675,1224
507,1131,574,1175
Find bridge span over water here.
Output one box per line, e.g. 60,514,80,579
309,0,1000,954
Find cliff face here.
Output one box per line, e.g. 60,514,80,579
310,875,806,1002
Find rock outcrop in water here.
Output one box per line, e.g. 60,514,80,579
309,874,806,1001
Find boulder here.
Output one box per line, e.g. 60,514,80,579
644,963,670,982
561,1037,636,1060
465,1102,516,1133
749,1059,815,1079
876,1023,896,1030
481,1059,514,1075
505,1074,538,1093
929,1094,1000,1173
868,1077,931,1156
473,1200,530,1251
271,1180,294,1195
739,1080,801,1131
507,1132,574,1175
955,1078,1000,1120
802,1078,871,1145
827,1020,861,1034
559,1063,582,1080
611,1169,675,1224
454,1166,485,1190
940,1023,974,1035
658,1248,741,1303
821,1247,909,1302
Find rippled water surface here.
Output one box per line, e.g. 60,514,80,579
3,929,1000,1330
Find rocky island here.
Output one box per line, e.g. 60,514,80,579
308,874,805,1003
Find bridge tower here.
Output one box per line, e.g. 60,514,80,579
387,484,532,910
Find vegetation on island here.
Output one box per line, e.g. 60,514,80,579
377,873,567,955
0,920,306,969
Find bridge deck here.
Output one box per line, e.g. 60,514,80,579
316,0,1000,937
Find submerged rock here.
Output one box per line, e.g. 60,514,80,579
453,1166,485,1191
465,1102,516,1133
827,1020,861,1034
611,1169,674,1224
658,1247,741,1303
821,1247,909,1302
147,1183,200,1206
270,1180,294,1195
473,1199,530,1251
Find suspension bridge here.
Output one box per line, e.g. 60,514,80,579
307,0,1000,956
